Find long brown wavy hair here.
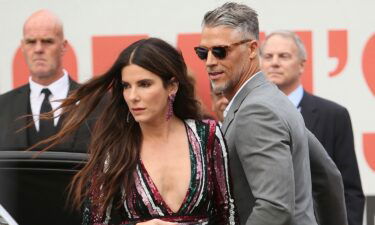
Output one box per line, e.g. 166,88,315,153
40,38,202,214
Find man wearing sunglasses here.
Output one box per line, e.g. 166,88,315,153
197,2,318,225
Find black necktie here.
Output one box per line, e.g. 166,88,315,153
39,88,55,140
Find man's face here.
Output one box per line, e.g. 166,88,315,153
21,21,66,83
199,26,252,95
261,35,304,93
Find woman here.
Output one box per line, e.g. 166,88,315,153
44,38,237,224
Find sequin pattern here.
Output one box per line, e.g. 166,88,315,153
82,119,238,225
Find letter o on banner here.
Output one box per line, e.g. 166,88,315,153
362,33,375,96
363,133,375,171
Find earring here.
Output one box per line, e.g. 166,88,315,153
166,94,176,121
127,111,131,123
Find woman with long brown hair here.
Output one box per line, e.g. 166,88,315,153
45,38,237,224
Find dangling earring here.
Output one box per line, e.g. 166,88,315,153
166,94,176,121
127,111,131,123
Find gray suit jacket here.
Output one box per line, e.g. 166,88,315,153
307,129,348,225
222,72,317,225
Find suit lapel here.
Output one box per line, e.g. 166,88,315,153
8,85,31,148
300,90,319,131
222,72,267,134
68,78,80,91
56,77,79,127
56,77,80,150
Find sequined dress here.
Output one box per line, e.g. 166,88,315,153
82,119,237,225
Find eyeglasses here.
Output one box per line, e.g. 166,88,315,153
194,39,252,60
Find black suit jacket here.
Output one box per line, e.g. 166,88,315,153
0,78,92,153
299,90,365,225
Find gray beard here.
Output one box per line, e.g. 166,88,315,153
211,75,239,95
212,82,229,93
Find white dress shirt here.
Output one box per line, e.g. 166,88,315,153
29,70,70,131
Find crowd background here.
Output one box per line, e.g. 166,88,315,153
0,0,374,224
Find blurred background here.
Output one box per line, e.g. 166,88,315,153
0,0,374,224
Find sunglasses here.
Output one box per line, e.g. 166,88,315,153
194,39,252,60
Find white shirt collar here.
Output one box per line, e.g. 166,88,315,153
29,69,69,99
29,69,70,130
287,84,304,108
223,71,261,118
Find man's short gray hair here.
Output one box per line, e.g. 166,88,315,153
202,2,259,40
261,30,307,61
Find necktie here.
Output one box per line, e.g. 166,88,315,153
39,88,55,140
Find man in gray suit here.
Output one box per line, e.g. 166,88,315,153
210,89,348,225
195,2,317,225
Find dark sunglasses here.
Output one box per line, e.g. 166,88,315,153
194,39,252,60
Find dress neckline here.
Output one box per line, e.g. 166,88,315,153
138,122,194,215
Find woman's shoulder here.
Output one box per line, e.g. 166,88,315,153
184,119,220,142
185,118,219,129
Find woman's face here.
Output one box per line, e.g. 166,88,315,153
121,64,176,124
